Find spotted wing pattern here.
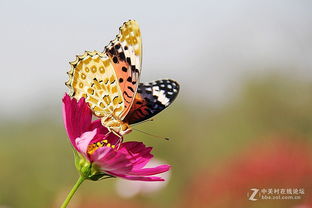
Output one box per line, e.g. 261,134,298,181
66,20,142,125
66,51,125,119
105,20,142,119
66,20,180,134
124,79,180,124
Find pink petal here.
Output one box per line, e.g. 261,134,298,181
62,94,92,145
90,141,171,181
91,147,133,172
131,148,153,169
90,146,113,163
75,129,97,157
119,142,153,169
129,165,171,176
89,120,120,144
89,119,109,135
105,171,166,181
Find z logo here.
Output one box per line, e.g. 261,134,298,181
248,188,259,201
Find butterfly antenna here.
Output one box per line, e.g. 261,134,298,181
132,128,170,141
131,118,154,126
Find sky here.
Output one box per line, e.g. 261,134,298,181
1,0,312,119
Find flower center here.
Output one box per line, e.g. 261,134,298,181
87,139,116,155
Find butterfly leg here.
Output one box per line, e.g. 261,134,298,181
109,130,123,149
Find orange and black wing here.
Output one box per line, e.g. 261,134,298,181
124,79,179,124
104,20,142,120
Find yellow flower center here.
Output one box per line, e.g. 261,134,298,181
87,139,116,155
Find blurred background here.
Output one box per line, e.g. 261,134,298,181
1,0,312,207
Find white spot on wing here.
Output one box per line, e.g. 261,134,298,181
153,89,169,106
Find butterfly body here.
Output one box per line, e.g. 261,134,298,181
66,20,179,137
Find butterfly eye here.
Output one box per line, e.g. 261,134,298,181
85,67,90,72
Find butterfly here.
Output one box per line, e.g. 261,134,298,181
66,20,179,137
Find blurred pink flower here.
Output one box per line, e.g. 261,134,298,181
182,136,312,208
62,94,170,181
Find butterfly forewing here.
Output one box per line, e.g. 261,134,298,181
124,79,180,124
66,20,142,124
105,20,142,119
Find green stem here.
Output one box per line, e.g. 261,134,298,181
60,176,85,208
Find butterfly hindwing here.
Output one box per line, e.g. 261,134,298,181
66,51,125,118
105,20,142,119
124,79,180,124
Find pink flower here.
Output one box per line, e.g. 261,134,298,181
62,94,170,181
181,136,312,208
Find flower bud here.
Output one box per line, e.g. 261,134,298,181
74,151,91,179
